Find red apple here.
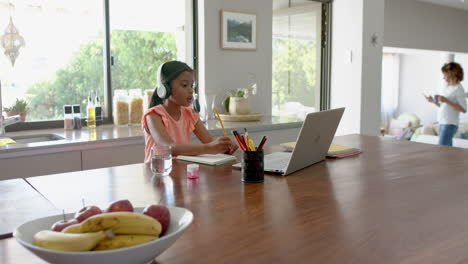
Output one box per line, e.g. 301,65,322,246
143,205,170,235
104,199,134,213
74,205,102,223
51,218,79,232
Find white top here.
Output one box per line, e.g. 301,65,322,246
438,83,467,125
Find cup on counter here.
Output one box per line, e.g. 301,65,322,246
241,150,264,183
150,145,172,176
202,94,217,122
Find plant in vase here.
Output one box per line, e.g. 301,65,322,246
3,98,29,122
223,83,257,115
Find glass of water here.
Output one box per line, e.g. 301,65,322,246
150,144,172,176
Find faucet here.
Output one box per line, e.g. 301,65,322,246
0,80,22,137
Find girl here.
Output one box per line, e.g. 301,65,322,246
142,60,238,163
425,62,467,146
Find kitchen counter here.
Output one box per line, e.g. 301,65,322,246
0,116,302,159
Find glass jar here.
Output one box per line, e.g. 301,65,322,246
113,89,129,125
144,89,154,110
129,89,143,125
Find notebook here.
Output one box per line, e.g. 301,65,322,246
233,108,345,175
176,154,237,166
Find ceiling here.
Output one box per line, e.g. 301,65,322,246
416,0,468,11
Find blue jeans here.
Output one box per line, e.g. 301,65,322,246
438,124,458,146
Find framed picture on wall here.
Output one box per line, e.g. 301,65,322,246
221,10,257,50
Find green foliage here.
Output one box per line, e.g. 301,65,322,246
26,30,176,121
272,38,317,112
3,98,28,113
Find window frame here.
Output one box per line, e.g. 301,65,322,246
6,0,197,132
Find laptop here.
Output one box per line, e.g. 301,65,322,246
234,108,344,176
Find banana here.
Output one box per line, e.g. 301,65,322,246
63,212,162,236
62,215,120,233
93,235,157,251
33,230,108,252
61,223,81,233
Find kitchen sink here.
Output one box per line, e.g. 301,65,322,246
10,134,65,144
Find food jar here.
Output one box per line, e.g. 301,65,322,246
129,89,144,125
144,89,154,110
113,89,129,125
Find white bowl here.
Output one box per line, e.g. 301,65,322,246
14,207,193,264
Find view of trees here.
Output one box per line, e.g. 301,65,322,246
25,30,315,121
27,31,176,121
272,38,317,115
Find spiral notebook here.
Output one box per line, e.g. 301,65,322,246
176,154,237,166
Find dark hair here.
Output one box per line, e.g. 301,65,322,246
442,62,464,83
149,61,193,108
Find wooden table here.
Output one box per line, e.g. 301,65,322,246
2,134,468,263
0,179,59,239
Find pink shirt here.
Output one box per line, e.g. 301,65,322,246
142,105,199,163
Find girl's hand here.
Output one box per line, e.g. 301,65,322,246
207,137,234,154
227,140,239,154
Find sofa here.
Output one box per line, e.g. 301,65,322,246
410,119,468,149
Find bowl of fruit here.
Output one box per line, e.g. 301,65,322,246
14,199,193,264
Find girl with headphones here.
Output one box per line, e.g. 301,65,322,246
142,61,238,163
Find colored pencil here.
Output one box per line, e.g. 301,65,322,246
257,136,267,151
214,109,227,137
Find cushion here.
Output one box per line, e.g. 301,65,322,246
399,127,414,140
458,120,468,139
410,127,423,141
421,124,437,136
397,113,421,128
388,118,410,139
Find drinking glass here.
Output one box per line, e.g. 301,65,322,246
151,145,172,176
202,94,217,122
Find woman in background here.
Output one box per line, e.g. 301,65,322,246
424,62,466,146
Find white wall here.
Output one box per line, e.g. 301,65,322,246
198,0,273,115
396,52,443,124
331,0,384,136
384,0,468,53
198,0,386,136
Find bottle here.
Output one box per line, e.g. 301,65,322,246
94,92,102,126
72,105,82,130
87,92,96,128
63,105,73,130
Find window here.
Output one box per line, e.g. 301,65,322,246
0,0,194,125
272,0,324,119
0,1,104,121
110,0,192,103
381,53,400,128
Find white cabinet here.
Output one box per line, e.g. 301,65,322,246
81,144,145,170
0,151,82,181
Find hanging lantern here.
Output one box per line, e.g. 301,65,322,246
1,16,26,67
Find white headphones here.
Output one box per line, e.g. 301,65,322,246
156,63,170,99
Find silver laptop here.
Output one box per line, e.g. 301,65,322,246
234,108,344,176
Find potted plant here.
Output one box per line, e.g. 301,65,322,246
223,84,257,115
3,98,29,122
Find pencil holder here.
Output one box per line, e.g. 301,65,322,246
241,150,264,183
